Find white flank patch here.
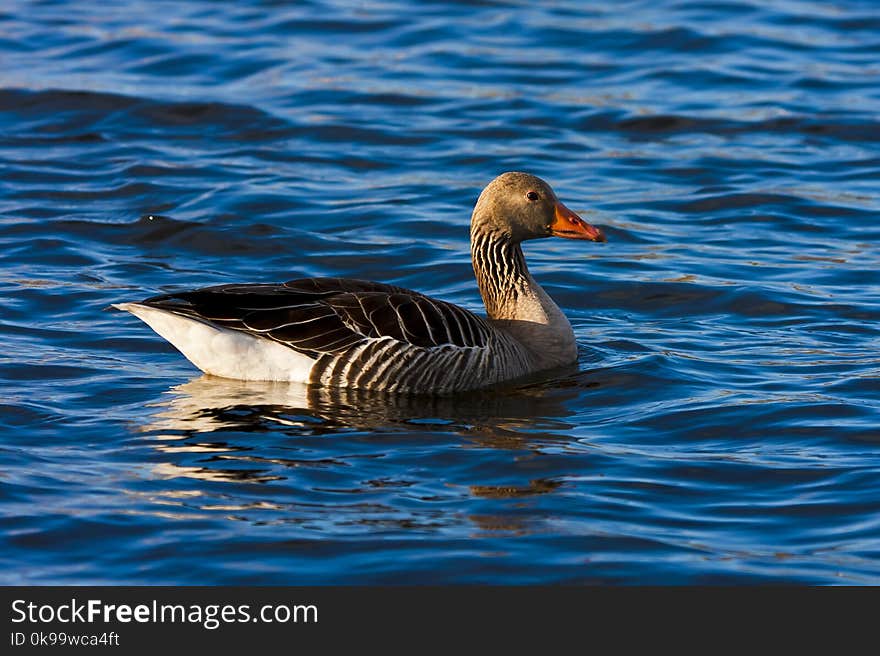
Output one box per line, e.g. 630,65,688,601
114,303,317,382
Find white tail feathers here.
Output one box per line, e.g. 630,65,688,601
114,303,316,382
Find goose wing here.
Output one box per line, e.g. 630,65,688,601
140,277,492,359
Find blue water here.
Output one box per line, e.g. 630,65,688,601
1,0,878,584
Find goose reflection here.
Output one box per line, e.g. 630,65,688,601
142,371,588,440
137,370,596,534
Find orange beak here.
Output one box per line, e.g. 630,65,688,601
550,202,606,242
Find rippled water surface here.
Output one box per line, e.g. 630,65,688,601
1,0,879,584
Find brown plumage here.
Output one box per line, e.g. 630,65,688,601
115,172,606,392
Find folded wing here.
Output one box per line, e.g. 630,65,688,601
141,277,492,360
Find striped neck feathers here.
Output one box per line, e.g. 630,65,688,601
470,226,556,324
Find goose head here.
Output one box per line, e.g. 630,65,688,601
471,172,606,243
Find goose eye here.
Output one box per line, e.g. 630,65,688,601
526,191,539,201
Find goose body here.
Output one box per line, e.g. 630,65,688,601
116,172,605,393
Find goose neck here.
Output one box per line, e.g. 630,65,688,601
470,227,532,320
470,225,577,369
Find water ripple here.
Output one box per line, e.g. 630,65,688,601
0,0,878,584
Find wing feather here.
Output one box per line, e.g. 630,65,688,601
140,277,491,359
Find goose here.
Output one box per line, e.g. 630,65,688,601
114,172,606,393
